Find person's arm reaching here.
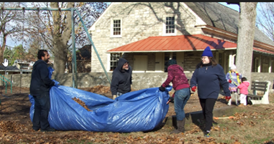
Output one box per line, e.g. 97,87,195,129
161,69,173,87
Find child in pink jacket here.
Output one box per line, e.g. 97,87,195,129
237,77,249,105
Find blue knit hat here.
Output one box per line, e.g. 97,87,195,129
202,46,213,57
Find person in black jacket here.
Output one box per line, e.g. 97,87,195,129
190,46,230,137
30,50,57,132
111,58,132,99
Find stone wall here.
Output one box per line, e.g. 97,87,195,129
1,72,273,91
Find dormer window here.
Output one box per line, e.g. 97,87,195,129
111,19,122,37
163,16,176,36
165,17,175,34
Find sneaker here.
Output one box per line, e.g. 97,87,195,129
204,131,210,138
41,127,55,132
204,133,210,137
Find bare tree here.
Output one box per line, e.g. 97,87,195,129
0,2,24,64
236,2,258,85
23,2,107,73
256,2,274,41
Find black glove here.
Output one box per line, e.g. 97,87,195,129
159,86,165,92
168,97,174,103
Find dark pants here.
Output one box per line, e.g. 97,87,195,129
32,93,51,130
199,98,217,131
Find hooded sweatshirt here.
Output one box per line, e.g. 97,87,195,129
237,81,250,95
162,64,189,90
30,59,55,97
111,58,132,95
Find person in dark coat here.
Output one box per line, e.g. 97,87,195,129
111,58,132,99
30,50,57,132
159,59,190,133
190,46,231,137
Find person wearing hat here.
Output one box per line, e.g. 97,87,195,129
226,64,242,105
111,58,132,99
159,59,190,134
190,46,231,137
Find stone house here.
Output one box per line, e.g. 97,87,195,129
88,2,274,74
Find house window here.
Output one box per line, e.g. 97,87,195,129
113,19,121,36
110,53,122,71
166,17,175,34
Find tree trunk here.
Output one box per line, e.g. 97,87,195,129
236,2,257,88
0,35,7,64
0,47,4,65
51,2,74,74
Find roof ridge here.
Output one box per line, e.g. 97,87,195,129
217,2,239,13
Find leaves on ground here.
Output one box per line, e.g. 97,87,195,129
0,86,274,143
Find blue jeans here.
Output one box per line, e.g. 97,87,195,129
174,88,190,120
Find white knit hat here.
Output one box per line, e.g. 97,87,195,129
230,64,236,70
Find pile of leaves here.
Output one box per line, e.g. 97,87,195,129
86,85,137,94
83,85,136,99
72,97,92,112
86,85,111,95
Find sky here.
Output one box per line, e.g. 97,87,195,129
219,2,264,17
219,2,239,12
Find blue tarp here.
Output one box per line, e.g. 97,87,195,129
29,72,171,132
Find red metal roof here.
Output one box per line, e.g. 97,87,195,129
107,34,274,55
107,34,237,52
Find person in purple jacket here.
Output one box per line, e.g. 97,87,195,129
226,64,242,105
190,46,231,137
159,59,190,133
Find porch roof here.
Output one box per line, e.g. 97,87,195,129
253,47,274,55
107,34,274,55
107,34,238,53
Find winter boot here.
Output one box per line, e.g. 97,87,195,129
170,118,185,134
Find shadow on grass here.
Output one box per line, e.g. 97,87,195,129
150,105,239,133
143,117,169,133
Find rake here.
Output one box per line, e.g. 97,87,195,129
213,116,235,120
